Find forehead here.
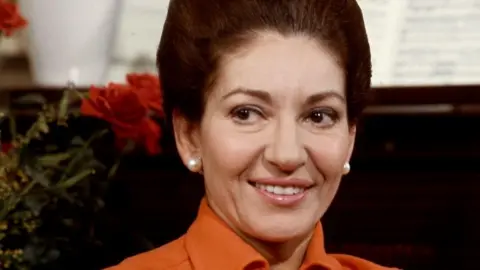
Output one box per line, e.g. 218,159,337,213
215,32,345,98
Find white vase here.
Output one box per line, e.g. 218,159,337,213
18,0,121,87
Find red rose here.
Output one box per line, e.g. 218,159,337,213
1,142,12,153
126,73,164,116
80,83,161,155
0,0,27,36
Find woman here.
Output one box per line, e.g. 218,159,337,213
108,0,398,269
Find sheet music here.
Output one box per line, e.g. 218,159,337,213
359,0,480,86
107,0,169,82
393,0,480,85
358,0,407,86
108,0,480,86
110,0,168,61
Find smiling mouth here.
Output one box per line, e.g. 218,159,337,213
248,181,307,196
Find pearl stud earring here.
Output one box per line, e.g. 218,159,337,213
343,162,351,175
187,157,202,173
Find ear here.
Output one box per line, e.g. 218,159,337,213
172,110,202,167
345,125,357,163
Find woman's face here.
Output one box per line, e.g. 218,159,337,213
175,31,355,242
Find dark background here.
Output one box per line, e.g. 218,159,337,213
2,85,480,270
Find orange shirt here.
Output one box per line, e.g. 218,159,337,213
107,199,399,270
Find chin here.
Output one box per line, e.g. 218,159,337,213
246,217,315,243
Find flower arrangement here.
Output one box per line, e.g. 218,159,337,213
0,0,27,37
0,73,163,269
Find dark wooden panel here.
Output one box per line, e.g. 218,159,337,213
372,85,480,105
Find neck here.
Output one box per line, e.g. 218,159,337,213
206,199,316,269
251,232,313,270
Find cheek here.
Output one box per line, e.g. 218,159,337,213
306,132,351,176
200,122,263,178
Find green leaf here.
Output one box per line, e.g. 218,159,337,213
10,227,21,235
0,232,6,241
44,144,59,152
36,114,50,134
122,140,137,153
95,198,105,209
61,129,108,181
82,158,106,171
13,94,47,105
23,242,44,263
70,86,87,100
11,210,34,220
9,114,17,139
55,169,95,189
20,166,74,203
37,153,71,167
0,195,21,220
22,113,50,146
61,218,74,227
57,90,70,121
107,161,120,179
23,165,51,187
42,249,60,264
24,193,50,216
71,136,85,146
108,140,135,179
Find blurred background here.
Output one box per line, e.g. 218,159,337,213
1,0,479,269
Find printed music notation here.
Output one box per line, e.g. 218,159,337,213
359,0,480,86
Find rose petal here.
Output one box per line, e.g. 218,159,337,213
138,119,161,155
80,98,103,118
111,121,141,139
126,73,164,115
80,76,162,155
1,142,13,153
0,1,27,36
87,85,103,100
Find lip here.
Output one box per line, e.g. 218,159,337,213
249,177,314,188
248,178,313,207
254,187,307,207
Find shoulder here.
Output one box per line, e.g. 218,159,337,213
330,253,400,270
104,236,191,270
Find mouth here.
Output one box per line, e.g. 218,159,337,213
248,180,312,206
247,177,314,201
249,181,306,196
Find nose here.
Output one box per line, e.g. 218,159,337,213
264,119,306,173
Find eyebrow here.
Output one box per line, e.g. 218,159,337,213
221,88,346,105
221,88,272,103
305,91,346,106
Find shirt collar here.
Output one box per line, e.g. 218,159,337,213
301,223,342,270
185,198,342,270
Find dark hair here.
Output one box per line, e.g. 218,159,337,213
157,0,371,126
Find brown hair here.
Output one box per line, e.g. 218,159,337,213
157,0,371,126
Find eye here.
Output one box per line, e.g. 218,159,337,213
304,108,338,128
230,106,264,125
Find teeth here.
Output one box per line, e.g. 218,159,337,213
255,183,304,195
